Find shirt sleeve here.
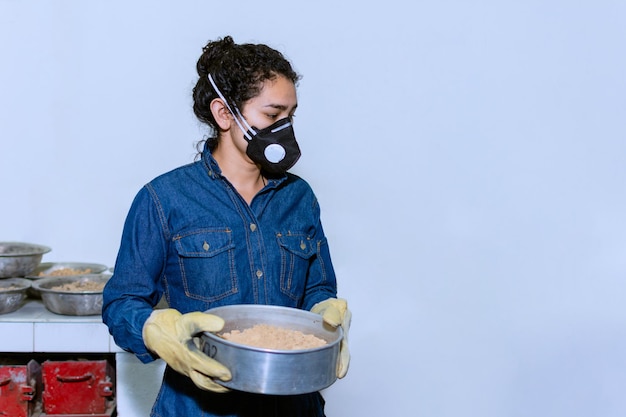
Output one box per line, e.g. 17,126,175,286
302,196,339,311
102,185,167,363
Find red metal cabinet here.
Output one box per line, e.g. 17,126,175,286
0,360,41,417
41,360,114,416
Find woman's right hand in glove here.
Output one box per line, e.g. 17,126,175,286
142,308,232,392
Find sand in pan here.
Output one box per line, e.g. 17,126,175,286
220,323,327,350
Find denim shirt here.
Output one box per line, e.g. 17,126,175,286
102,148,337,417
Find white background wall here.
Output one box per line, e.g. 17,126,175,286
2,1,626,416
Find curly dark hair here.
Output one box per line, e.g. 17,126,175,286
193,36,301,152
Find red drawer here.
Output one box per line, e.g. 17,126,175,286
42,360,114,415
0,360,41,417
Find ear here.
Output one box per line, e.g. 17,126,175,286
210,98,233,130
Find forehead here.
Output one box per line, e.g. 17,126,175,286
247,75,297,109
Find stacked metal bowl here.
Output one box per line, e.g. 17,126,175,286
0,241,50,314
0,241,51,278
0,278,32,314
26,262,108,298
32,274,111,316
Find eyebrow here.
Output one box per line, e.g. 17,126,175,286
263,103,298,112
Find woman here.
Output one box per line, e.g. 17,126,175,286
102,36,350,417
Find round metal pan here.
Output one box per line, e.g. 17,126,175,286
200,304,342,395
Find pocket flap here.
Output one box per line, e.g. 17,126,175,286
174,230,234,257
276,233,315,259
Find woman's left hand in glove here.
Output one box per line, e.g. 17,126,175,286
311,298,351,378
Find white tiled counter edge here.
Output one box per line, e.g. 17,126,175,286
0,299,123,353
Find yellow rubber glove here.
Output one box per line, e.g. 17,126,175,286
142,308,232,392
311,298,351,378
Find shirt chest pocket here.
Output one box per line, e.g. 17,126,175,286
276,233,316,302
173,229,238,302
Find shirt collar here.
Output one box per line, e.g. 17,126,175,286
202,145,222,179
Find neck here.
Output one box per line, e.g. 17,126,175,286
213,141,265,204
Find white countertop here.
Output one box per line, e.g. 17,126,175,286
0,299,123,353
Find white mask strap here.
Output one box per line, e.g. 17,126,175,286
207,73,256,140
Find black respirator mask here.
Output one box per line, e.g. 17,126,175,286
208,74,301,174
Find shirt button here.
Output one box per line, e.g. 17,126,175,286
250,223,257,232
256,270,263,279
